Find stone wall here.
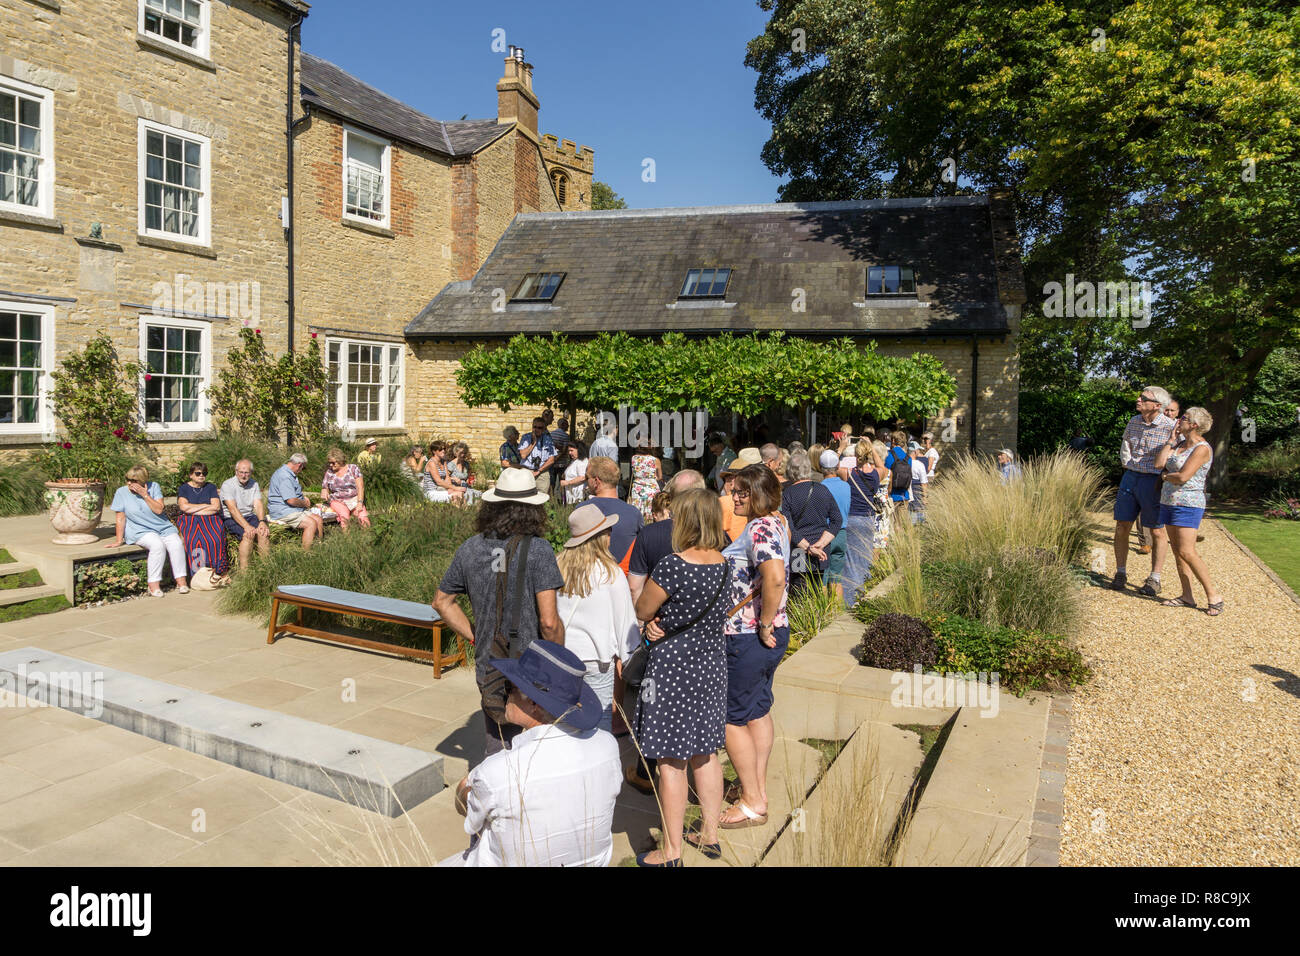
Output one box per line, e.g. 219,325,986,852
0,0,297,455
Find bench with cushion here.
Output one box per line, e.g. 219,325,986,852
268,584,466,678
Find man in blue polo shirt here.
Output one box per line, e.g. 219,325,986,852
1112,386,1177,596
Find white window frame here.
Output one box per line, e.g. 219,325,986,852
0,300,55,436
139,0,211,59
341,126,391,229
0,75,55,219
138,315,210,434
137,118,211,246
325,336,404,429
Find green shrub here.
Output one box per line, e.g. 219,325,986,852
924,612,1090,695
205,328,328,442
75,558,148,604
0,463,47,517
1018,382,1134,483
857,613,938,671
357,451,425,512
1233,441,1300,499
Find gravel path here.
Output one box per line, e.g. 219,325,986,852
1061,516,1300,865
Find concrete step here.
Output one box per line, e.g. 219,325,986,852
0,562,37,577
0,647,445,817
762,720,923,866
0,583,62,607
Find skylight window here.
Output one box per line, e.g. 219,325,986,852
512,272,565,302
680,268,731,298
867,266,916,295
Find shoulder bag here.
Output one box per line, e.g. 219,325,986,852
478,534,533,724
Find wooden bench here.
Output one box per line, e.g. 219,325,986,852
268,585,467,678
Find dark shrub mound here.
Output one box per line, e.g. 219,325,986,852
858,613,939,672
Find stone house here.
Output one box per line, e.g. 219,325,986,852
406,191,1027,456
1,0,590,461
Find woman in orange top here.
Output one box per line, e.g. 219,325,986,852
718,463,750,541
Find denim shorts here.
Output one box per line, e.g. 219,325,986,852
1159,504,1204,529
726,626,790,724
1114,470,1164,528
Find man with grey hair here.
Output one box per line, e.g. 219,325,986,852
267,453,324,550
759,443,781,474
221,459,270,569
1112,385,1177,595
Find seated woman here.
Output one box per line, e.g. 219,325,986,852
175,460,229,582
401,445,428,490
448,441,482,504
104,465,188,597
424,441,463,504
321,448,371,530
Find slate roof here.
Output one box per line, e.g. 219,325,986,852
300,53,510,158
406,195,1025,340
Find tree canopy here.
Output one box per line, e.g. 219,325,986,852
455,332,956,424
590,181,628,210
747,0,1300,473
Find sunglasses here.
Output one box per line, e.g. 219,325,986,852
191,471,207,477
731,490,750,499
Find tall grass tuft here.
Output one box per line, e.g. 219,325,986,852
0,462,48,517
785,579,842,655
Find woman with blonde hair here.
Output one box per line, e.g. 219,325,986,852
321,448,370,530
105,464,188,596
557,503,640,732
1155,407,1224,615
633,487,731,865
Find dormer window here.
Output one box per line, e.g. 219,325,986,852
868,266,916,295
141,0,208,57
512,272,565,302
679,268,731,299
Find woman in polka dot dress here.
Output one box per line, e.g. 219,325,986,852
632,488,733,866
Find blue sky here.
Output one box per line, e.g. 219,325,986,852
301,0,786,207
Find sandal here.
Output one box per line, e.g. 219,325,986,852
684,831,721,859
1206,600,1224,617
1161,597,1196,609
719,800,768,830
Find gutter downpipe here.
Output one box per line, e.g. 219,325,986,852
969,332,979,454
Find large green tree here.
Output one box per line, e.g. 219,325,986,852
590,181,628,210
456,332,956,438
748,0,1300,478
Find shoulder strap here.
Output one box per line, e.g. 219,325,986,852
657,560,731,642
789,483,816,531
506,534,532,640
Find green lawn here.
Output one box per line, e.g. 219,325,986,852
1215,508,1300,593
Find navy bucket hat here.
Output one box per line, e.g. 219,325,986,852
489,640,603,732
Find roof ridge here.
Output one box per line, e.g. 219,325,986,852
516,196,989,219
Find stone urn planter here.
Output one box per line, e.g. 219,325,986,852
43,480,107,545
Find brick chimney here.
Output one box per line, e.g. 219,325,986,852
497,45,539,141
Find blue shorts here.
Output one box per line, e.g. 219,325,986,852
1159,504,1204,529
1114,470,1164,528
726,626,790,725
223,513,262,539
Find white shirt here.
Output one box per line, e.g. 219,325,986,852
910,458,929,485
556,565,640,665
462,722,622,867
563,457,589,505
589,436,619,461
925,447,939,474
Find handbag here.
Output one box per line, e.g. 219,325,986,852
478,534,532,724
623,560,730,688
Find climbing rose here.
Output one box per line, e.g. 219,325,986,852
61,442,72,450
255,329,262,335
311,332,318,339
144,373,152,381
113,427,125,439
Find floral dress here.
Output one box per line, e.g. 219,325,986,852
629,453,659,521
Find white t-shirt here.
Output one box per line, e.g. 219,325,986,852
925,447,939,474
911,458,929,485
556,565,640,665
563,457,589,505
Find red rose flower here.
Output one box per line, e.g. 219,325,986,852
113,427,125,439
303,385,310,392
255,329,262,335
61,442,72,450
311,332,318,339
144,373,152,381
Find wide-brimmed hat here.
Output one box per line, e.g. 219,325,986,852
481,467,550,505
490,640,603,732
734,447,763,467
564,502,619,548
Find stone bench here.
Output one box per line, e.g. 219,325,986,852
268,584,467,678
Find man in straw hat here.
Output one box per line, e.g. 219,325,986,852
441,639,622,867
434,468,566,757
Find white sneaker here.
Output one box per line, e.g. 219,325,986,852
148,589,164,598
177,586,190,594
